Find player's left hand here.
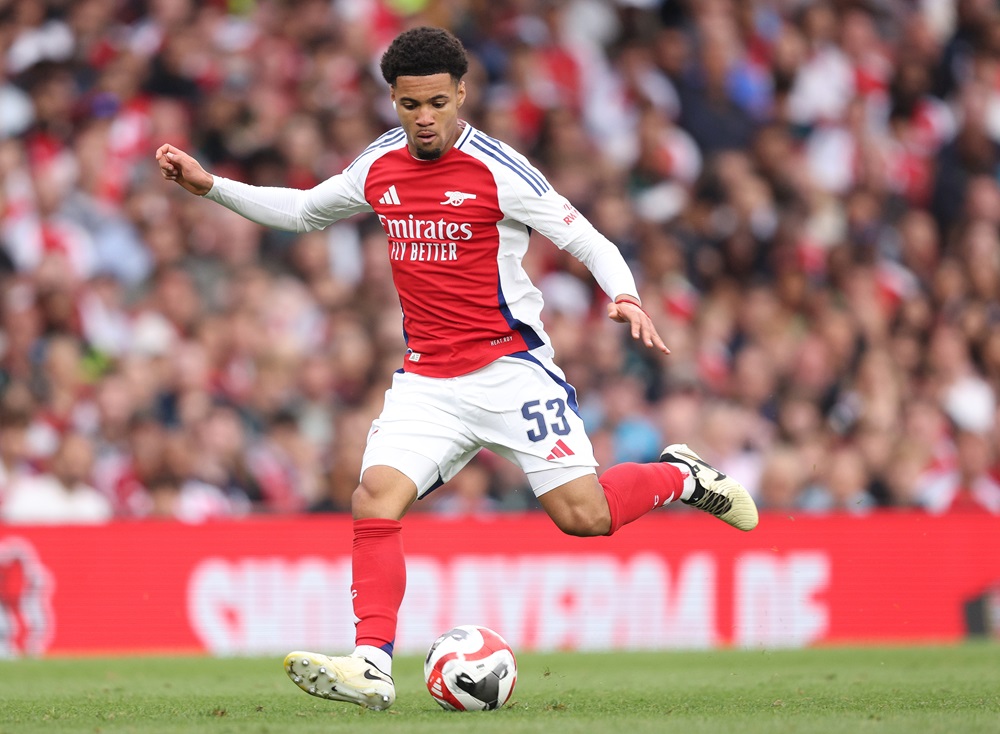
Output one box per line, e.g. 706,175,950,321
607,300,670,354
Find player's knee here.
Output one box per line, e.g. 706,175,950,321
352,467,417,520
352,483,372,518
352,481,392,519
551,504,610,537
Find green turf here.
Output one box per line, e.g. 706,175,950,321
0,645,998,734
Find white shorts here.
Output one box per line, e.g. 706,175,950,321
360,352,598,498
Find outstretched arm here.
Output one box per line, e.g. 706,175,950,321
155,144,213,196
154,143,372,232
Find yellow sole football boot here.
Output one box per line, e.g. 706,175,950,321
661,443,759,531
284,651,395,711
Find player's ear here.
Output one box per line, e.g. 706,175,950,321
390,87,397,109
456,80,466,108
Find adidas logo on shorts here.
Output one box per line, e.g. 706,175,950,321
546,440,575,460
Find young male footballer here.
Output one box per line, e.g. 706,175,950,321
156,26,758,711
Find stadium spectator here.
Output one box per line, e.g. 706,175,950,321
755,445,804,512
1,431,110,524
0,409,32,495
799,444,877,514
94,410,163,518
917,428,1000,514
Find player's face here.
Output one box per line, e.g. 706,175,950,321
391,73,466,161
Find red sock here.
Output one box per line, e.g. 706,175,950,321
600,462,685,536
352,518,405,650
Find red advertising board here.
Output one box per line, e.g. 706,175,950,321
0,512,998,657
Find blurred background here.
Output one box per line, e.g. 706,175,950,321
1,0,999,525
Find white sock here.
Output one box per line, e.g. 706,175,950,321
353,645,392,676
665,461,698,500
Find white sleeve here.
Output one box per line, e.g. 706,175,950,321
497,169,639,302
204,169,372,233
561,225,641,303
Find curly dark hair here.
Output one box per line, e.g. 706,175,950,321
379,27,469,85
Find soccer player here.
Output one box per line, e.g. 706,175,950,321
156,26,758,711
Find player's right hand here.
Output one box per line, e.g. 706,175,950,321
607,299,670,355
155,144,213,196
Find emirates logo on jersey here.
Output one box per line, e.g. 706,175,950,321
377,214,474,242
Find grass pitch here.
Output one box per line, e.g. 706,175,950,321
0,645,997,734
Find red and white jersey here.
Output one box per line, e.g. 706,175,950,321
206,123,637,377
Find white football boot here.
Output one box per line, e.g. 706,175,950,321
661,443,759,531
284,652,395,711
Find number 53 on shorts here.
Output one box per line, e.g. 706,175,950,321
520,398,570,442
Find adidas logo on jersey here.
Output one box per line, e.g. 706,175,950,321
440,191,477,206
379,185,401,206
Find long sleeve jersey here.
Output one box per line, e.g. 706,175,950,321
205,123,639,378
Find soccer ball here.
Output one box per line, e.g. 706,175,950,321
424,625,517,711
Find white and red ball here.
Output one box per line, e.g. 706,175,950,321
424,625,517,711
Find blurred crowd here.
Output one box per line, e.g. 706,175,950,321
1,0,999,524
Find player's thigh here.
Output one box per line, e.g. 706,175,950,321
361,371,480,498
